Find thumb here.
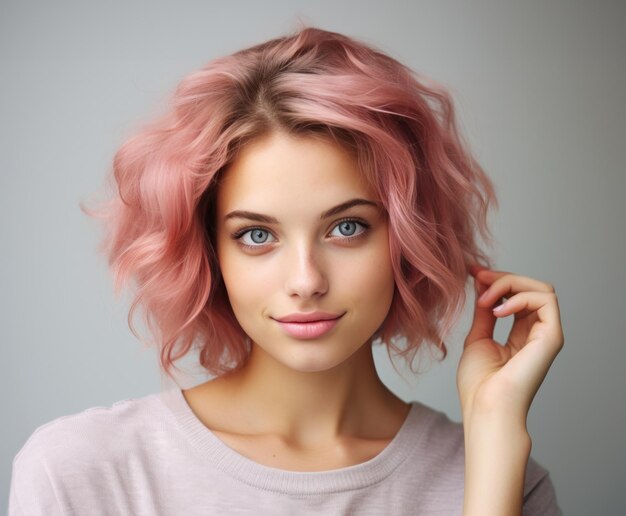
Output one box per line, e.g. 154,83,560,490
464,277,498,349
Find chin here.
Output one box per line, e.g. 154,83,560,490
281,357,347,374
272,339,368,374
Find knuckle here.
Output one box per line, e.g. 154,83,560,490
494,275,512,290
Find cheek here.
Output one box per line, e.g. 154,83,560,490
220,254,261,297
217,247,280,318
337,241,395,309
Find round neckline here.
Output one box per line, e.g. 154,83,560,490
159,387,428,495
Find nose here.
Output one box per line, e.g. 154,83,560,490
284,244,329,299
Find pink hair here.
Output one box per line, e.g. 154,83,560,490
80,25,498,382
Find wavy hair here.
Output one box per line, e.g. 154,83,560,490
80,25,498,382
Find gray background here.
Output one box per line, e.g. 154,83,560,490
2,1,624,514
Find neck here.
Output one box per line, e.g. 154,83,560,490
210,341,408,448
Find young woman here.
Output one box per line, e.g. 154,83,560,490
9,26,564,515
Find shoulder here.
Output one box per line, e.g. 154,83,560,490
402,401,466,484
12,392,164,477
409,401,466,457
9,392,166,514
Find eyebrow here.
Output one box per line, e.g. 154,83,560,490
223,198,381,224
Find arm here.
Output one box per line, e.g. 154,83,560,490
458,266,564,516
462,412,531,516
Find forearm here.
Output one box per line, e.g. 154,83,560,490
462,413,532,516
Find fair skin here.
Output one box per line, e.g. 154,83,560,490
184,130,410,471
460,265,563,515
183,130,564,512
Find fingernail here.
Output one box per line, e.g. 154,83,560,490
493,303,506,312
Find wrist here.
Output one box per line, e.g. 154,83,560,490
464,412,531,449
464,418,532,459
463,403,528,431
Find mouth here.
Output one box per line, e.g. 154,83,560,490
272,311,345,323
272,313,345,339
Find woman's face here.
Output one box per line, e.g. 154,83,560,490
215,131,395,373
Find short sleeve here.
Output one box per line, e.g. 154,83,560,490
523,456,563,516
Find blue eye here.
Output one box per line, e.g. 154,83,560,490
231,218,370,250
329,219,367,238
238,228,276,246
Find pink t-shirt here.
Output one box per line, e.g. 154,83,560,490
9,388,562,515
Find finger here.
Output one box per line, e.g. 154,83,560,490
473,268,511,291
477,272,555,308
492,292,564,401
464,277,500,348
469,264,490,277
492,291,564,357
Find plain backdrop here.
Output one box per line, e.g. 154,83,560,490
2,1,625,514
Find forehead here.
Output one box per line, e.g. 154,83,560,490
216,132,375,214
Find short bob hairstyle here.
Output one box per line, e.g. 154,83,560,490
81,25,498,382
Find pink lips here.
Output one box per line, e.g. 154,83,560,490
272,312,344,339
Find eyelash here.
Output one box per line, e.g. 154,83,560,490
230,217,371,251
